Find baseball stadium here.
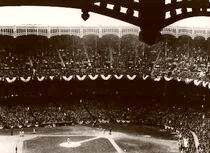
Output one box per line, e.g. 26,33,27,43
0,0,210,153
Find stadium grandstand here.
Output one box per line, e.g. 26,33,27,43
0,24,209,153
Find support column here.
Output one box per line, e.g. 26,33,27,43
192,27,195,40
80,26,84,38
118,28,121,56
47,26,51,38
139,0,165,45
99,26,102,38
13,25,17,38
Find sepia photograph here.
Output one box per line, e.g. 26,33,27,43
0,0,209,153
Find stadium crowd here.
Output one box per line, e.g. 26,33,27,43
0,34,209,153
0,35,208,80
0,98,209,153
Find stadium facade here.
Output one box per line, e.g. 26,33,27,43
0,25,209,39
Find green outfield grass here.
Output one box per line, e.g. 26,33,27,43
23,136,117,153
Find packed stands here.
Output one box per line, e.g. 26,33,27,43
0,34,209,153
0,35,208,80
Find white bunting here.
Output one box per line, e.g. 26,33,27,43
154,76,161,81
100,75,112,80
202,81,208,88
5,77,16,83
62,75,73,81
49,76,54,80
37,76,45,82
164,76,173,81
20,77,31,82
193,80,202,86
114,74,123,80
142,74,149,80
177,77,181,82
185,78,193,84
116,119,121,123
88,75,99,80
127,75,137,80
76,75,87,81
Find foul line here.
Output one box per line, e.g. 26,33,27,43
107,137,125,153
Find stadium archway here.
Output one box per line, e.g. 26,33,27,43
49,35,76,50
82,35,100,52
15,35,48,55
193,36,207,51
0,35,14,51
98,34,120,51
121,34,140,56
162,34,176,41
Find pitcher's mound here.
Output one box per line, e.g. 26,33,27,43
59,142,81,148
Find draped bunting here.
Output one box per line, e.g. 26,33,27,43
26,124,31,128
76,75,87,81
185,78,193,84
127,75,137,80
142,74,149,80
100,119,109,123
202,81,208,88
49,76,54,80
164,76,173,81
34,124,39,127
37,76,45,82
0,72,209,92
88,75,99,80
154,76,161,81
100,74,112,80
193,80,202,86
114,74,123,80
62,75,73,81
116,119,121,123
5,77,16,83
176,77,181,82
20,77,31,83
